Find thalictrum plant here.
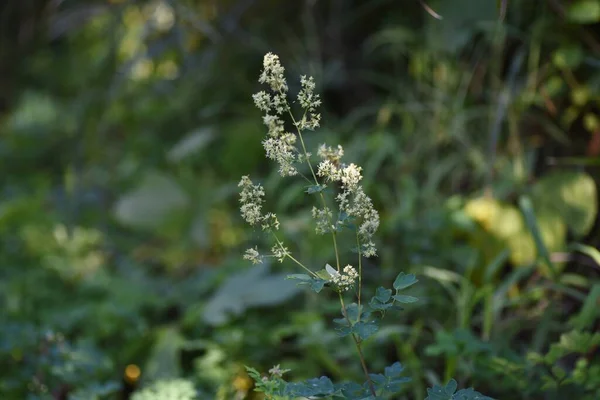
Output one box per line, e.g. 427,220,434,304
238,53,491,400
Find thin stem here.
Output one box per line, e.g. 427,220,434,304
286,253,318,278
356,230,363,323
338,292,377,397
273,234,318,278
282,95,341,272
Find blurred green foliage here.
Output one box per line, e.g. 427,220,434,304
1,0,599,399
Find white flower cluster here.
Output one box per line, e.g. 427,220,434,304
268,364,290,378
243,247,263,265
253,53,301,177
316,145,380,257
238,175,264,226
238,176,280,231
263,133,298,177
296,75,321,130
271,244,289,263
317,144,344,162
259,53,288,92
331,265,359,291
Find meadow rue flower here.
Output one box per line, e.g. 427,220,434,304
243,247,263,264
336,185,380,257
252,90,271,112
262,114,285,137
330,264,359,291
340,163,363,190
296,75,321,131
262,133,298,177
317,160,341,182
259,52,288,92
268,364,290,378
261,212,280,231
238,176,265,226
271,244,289,263
312,206,332,235
317,144,344,162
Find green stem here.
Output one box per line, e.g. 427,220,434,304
272,234,318,278
356,231,362,323
338,292,376,397
283,94,340,272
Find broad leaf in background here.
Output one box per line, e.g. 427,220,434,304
114,172,189,230
143,325,184,383
203,263,301,326
426,379,494,400
167,128,214,163
531,171,597,238
566,0,600,24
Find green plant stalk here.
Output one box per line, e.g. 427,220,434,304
356,230,362,323
444,355,457,384
274,234,319,278
283,94,374,394
338,292,377,397
482,285,494,341
284,100,342,272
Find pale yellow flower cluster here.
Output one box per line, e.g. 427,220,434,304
238,176,279,231
316,147,380,257
330,265,359,291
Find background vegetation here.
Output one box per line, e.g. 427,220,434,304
1,0,600,399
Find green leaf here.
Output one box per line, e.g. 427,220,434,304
375,286,392,302
571,284,600,330
567,0,600,24
384,362,405,378
519,196,557,278
143,326,184,382
203,264,300,325
353,321,379,340
532,171,597,237
345,303,362,321
570,243,600,267
393,272,418,290
425,379,493,400
285,377,335,397
167,128,214,162
393,295,419,303
552,46,584,69
305,184,327,194
113,172,189,230
286,274,327,293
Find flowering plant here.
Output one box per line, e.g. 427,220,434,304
238,53,491,400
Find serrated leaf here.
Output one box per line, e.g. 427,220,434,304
393,272,418,290
393,294,419,303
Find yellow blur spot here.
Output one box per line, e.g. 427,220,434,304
125,364,141,384
232,374,253,392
